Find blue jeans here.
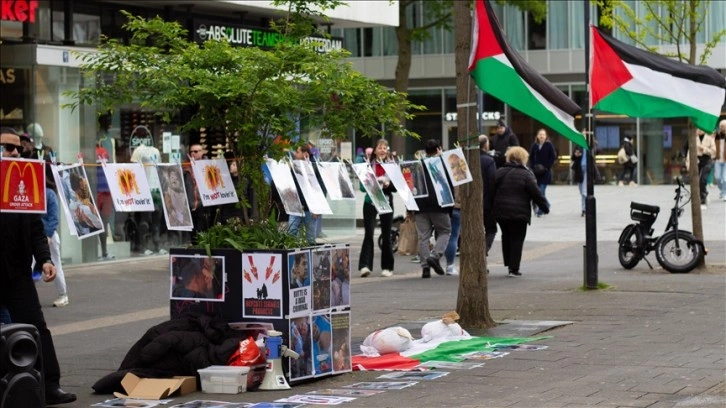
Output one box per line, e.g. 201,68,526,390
288,211,316,245
444,208,461,266
714,161,726,197
535,183,549,216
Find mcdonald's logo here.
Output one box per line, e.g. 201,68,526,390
2,160,42,204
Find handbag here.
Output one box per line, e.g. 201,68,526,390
397,215,419,256
533,164,547,176
630,154,638,164
617,147,628,164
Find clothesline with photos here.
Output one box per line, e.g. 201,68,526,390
0,147,474,241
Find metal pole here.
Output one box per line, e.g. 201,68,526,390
584,0,599,289
477,89,484,135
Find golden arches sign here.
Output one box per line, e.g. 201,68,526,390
2,160,42,204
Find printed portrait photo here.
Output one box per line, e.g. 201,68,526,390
156,164,193,230
329,247,350,308
441,147,473,186
312,249,332,311
170,255,225,302
55,163,105,239
289,316,313,380
400,160,428,198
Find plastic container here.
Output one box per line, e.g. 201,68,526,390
198,366,250,394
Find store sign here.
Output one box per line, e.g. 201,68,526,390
193,20,342,53
445,111,501,122
1,0,38,23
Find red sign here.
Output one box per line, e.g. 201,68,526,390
1,0,38,23
0,158,46,213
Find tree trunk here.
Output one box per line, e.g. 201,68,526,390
453,0,494,329
392,5,412,156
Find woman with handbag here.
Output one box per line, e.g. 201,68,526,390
528,129,557,217
618,137,637,186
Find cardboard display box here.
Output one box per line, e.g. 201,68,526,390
113,373,196,400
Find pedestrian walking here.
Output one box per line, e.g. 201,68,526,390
618,137,637,185
493,146,549,277
685,128,716,209
490,119,519,168
571,146,587,217
712,119,726,201
528,129,557,217
479,135,497,255
443,186,461,276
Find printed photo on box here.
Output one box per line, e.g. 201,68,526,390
242,253,283,319
170,255,225,302
289,315,314,381
329,247,350,308
399,160,428,198
156,163,193,231
441,147,473,186
191,158,239,207
288,251,311,317
311,248,332,312
352,163,392,214
102,162,155,212
423,157,454,207
312,314,332,376
266,159,304,217
331,312,351,373
291,160,332,215
381,162,418,211
54,162,105,239
315,162,355,200
0,158,46,214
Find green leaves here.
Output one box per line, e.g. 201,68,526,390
195,216,309,250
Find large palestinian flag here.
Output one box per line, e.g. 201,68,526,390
468,0,586,148
591,26,726,132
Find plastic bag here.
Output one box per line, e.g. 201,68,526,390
617,147,628,164
360,327,414,356
397,215,418,256
227,336,266,367
421,312,471,343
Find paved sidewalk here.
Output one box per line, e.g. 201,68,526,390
35,185,726,407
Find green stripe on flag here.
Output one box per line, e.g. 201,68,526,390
595,87,722,132
413,336,550,363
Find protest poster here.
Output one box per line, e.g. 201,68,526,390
191,159,238,206
0,157,46,213
103,163,155,212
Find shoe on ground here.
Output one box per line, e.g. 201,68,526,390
507,271,522,277
618,181,625,186
445,265,459,276
98,254,116,261
158,248,168,255
143,249,155,256
45,387,76,405
411,255,420,263
426,256,445,275
53,295,69,308
700,204,707,210
381,269,393,277
629,181,638,186
359,267,371,278
422,268,431,279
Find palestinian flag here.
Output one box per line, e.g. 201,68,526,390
351,336,546,371
468,0,586,148
591,26,726,132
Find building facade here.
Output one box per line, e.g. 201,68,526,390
334,1,726,184
0,0,398,265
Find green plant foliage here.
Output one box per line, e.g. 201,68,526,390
196,213,309,254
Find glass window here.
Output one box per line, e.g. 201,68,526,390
421,2,442,55
341,28,361,57
370,27,384,57
636,1,661,46
709,1,726,43
362,28,375,57
570,1,585,49
527,12,546,50
382,26,398,56
547,1,569,49
51,11,100,45
613,0,636,45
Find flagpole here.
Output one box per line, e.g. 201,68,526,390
584,0,599,289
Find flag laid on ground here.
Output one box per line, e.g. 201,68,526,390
591,26,726,132
352,336,548,371
468,0,586,148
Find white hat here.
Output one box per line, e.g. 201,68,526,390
27,123,44,139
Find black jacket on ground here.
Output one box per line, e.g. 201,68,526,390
92,314,245,394
493,163,549,224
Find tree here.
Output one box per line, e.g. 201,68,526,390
597,0,726,261
67,2,421,224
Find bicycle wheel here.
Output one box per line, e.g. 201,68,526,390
618,225,643,269
654,230,703,273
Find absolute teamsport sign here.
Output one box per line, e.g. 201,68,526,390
193,20,342,53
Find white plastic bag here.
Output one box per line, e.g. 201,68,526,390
360,327,414,356
421,311,471,343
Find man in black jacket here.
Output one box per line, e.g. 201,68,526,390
479,135,497,255
0,127,76,405
490,119,519,168
414,139,453,278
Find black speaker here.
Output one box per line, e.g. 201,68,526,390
0,323,44,408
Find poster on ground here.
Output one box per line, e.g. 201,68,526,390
242,252,283,319
191,158,238,206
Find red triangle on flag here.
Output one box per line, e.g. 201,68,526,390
591,27,633,106
469,0,504,70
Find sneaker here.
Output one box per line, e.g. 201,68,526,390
445,265,459,276
98,254,116,261
53,295,69,308
411,255,421,263
381,269,393,277
426,256,445,275
629,181,638,186
700,204,707,210
143,249,155,256
618,181,625,186
422,268,431,279
158,249,168,255
359,267,371,278
507,271,522,277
